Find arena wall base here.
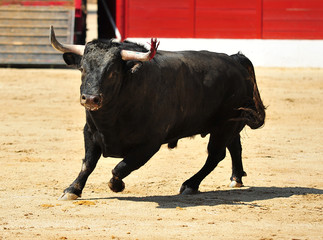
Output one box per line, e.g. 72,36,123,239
129,38,323,68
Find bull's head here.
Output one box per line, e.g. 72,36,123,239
49,26,159,111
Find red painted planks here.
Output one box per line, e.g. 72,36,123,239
126,0,195,38
197,0,258,9
195,0,261,38
263,0,323,39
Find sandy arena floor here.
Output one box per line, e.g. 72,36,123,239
0,67,322,239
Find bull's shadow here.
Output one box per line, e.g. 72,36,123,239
86,186,323,209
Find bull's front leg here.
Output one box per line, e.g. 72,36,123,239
58,124,102,200
108,143,161,192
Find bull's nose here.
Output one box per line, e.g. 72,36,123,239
80,94,103,111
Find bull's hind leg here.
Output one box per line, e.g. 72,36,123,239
180,133,226,194
228,134,247,188
58,124,102,200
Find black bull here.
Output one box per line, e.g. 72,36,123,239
50,27,265,200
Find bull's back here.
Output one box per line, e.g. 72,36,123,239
152,51,249,139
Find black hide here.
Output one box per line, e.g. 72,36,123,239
59,39,266,199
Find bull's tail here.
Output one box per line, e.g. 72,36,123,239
231,52,266,129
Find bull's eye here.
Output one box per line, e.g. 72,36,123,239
108,72,116,79
79,67,84,72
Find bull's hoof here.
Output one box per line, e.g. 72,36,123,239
168,140,178,149
108,177,125,192
58,192,80,201
179,185,199,195
229,181,244,188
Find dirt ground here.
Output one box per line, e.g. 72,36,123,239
0,67,322,240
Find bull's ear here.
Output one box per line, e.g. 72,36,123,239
63,53,82,68
126,61,143,73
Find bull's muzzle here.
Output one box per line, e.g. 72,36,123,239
80,94,103,111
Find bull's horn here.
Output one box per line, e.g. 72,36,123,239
121,38,159,61
121,49,151,61
50,25,85,55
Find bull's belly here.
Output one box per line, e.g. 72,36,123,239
101,144,128,158
91,116,219,158
94,129,203,158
